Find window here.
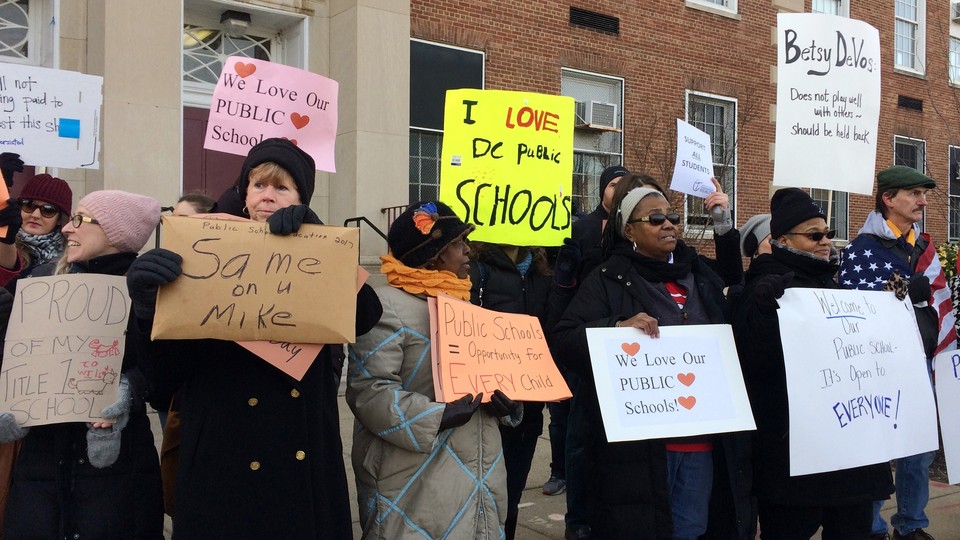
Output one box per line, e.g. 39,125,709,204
950,146,960,240
0,0,54,66
183,26,272,85
894,135,927,229
562,69,624,215
951,37,960,84
809,188,848,239
685,92,737,232
686,0,738,16
895,0,925,73
409,40,484,203
812,0,848,17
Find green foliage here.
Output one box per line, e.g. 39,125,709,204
937,242,958,279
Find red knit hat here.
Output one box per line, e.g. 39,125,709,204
18,174,72,216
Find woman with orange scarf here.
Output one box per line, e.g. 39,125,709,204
347,201,521,539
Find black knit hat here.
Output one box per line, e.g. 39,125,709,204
599,165,629,195
388,201,474,268
769,188,827,239
238,138,316,203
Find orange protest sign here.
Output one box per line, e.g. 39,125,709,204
428,294,571,403
0,176,9,238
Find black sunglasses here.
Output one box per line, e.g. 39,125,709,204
18,199,60,219
627,213,681,226
784,230,837,242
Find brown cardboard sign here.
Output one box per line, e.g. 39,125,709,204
152,215,358,344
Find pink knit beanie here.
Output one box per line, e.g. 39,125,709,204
78,190,161,252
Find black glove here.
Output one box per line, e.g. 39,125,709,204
126,248,183,321
267,205,322,235
753,271,794,312
483,389,519,418
554,238,581,287
0,287,13,336
908,274,931,305
438,393,482,432
0,153,23,187
0,200,22,244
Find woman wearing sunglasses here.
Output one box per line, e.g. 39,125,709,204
554,186,739,539
732,188,892,538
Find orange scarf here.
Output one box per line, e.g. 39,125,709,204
380,253,472,300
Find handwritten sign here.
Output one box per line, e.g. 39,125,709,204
773,13,880,195
439,89,574,246
0,63,102,169
204,56,338,172
1,274,129,427
935,350,960,484
670,119,716,198
778,288,938,476
153,215,358,344
427,294,570,403
585,325,755,443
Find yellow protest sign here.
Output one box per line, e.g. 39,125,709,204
428,294,571,403
152,216,358,344
440,89,574,246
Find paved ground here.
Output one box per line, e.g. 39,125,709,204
150,386,960,539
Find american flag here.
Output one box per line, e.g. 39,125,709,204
839,233,957,356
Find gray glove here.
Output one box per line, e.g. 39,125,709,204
87,375,131,468
0,412,27,443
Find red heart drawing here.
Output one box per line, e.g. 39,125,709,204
621,342,640,356
290,113,310,129
281,137,298,146
677,373,695,387
234,62,256,78
678,396,697,410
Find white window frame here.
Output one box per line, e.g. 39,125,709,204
811,0,849,17
894,135,927,230
181,0,307,108
0,0,57,67
949,145,960,241
894,0,926,75
685,0,739,19
684,90,737,237
809,188,849,240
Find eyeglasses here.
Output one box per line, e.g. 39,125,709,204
70,214,100,228
784,230,837,242
18,199,60,219
627,213,681,226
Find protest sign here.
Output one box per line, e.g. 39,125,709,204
153,215,358,344
428,294,570,403
935,349,960,484
439,89,574,246
1,274,128,427
204,56,338,172
670,119,716,198
778,288,938,476
773,13,880,195
585,325,755,443
0,63,103,168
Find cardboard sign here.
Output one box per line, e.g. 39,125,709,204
670,119,717,198
0,64,103,168
428,294,571,403
773,13,880,195
1,274,129,427
778,288,938,476
439,89,574,246
585,325,755,443
935,349,960,484
153,216,358,344
204,56,338,172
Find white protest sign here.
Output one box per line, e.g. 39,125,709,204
0,64,103,169
935,350,960,484
773,13,880,195
670,119,716,198
778,288,937,476
1,274,130,427
585,325,755,443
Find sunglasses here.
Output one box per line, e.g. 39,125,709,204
784,230,837,242
70,214,100,228
18,199,60,219
627,213,681,226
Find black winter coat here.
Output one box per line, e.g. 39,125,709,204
3,253,164,540
732,246,894,506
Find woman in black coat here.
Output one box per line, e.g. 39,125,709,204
732,188,893,539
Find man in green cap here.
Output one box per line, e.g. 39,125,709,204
839,165,945,540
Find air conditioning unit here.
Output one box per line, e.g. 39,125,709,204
953,2,960,22
574,100,618,129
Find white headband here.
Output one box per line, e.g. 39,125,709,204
617,187,664,238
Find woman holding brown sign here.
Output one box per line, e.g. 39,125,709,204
126,138,381,539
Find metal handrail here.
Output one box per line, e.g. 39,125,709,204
343,216,388,242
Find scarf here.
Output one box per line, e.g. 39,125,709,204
616,240,699,283
18,229,65,267
380,253,472,300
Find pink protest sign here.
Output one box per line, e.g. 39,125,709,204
204,56,338,172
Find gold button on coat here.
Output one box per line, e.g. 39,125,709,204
295,451,306,460
290,389,300,398
250,461,261,471
247,398,258,406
